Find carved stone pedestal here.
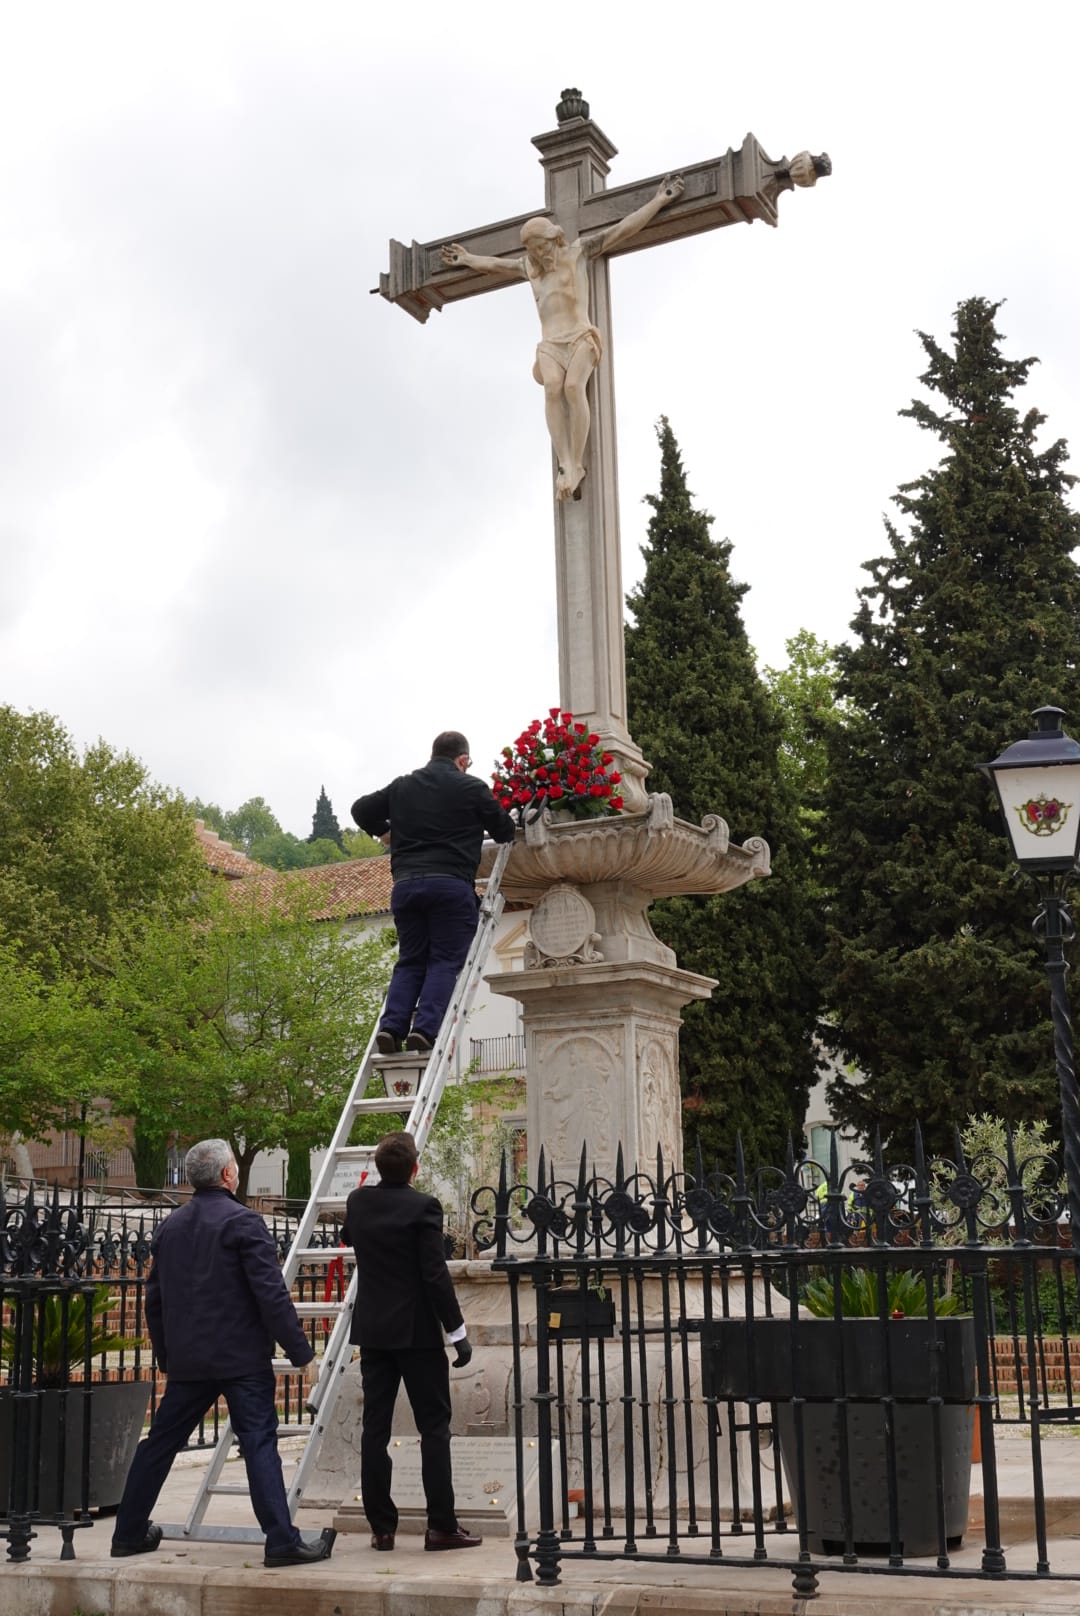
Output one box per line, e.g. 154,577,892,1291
487,957,711,1185
484,794,770,1185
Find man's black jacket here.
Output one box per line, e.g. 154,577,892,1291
344,1180,464,1349
351,756,514,884
145,1187,313,1380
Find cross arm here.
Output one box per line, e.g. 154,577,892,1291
376,208,540,325
376,132,830,325
575,134,831,262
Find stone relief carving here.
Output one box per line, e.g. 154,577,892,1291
533,1028,619,1172
525,884,603,969
637,1030,681,1166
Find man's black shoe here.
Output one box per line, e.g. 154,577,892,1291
405,1031,433,1053
110,1523,163,1558
263,1527,337,1568
375,1031,402,1055
371,1532,395,1550
424,1525,482,1551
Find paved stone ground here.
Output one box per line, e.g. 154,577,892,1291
5,1427,1080,1615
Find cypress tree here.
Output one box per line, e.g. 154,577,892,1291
307,785,344,848
823,298,1080,1150
625,420,822,1168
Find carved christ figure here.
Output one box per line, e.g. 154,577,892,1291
441,175,685,501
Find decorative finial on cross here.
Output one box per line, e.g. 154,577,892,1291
555,88,589,124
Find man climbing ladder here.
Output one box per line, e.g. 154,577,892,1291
351,729,516,1053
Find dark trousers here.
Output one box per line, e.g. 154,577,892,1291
360,1347,456,1534
112,1370,297,1556
382,876,479,1042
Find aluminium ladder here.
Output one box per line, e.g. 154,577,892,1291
159,838,513,1544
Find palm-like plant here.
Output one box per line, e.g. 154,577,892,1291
802,1267,961,1320
1,1285,143,1387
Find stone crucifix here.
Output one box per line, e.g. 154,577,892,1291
378,89,830,810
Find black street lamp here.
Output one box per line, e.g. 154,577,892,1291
979,706,1080,1250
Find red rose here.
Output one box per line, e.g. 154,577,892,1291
588,733,599,746
609,772,621,784
610,796,623,810
550,784,564,799
561,712,573,723
589,784,604,797
601,752,613,765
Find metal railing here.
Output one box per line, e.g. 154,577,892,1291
472,1129,1080,1599
469,1033,526,1073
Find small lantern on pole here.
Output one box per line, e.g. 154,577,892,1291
979,706,1080,1248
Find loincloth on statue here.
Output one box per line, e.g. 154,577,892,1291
532,324,602,383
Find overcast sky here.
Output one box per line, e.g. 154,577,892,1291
3,2,1078,838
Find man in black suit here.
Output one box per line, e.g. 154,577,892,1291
344,1130,480,1552
110,1138,336,1569
351,729,515,1054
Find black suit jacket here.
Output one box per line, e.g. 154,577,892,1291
146,1187,313,1379
344,1182,464,1350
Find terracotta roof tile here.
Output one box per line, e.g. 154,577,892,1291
193,820,266,879
228,855,394,922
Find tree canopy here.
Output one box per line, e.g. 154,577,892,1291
102,879,394,1198
822,298,1080,1149
625,421,823,1168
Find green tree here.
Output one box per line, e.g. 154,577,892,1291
223,797,281,852
251,832,348,870
625,420,822,1168
341,828,385,860
822,298,1080,1151
0,706,205,979
105,879,395,1199
307,786,344,849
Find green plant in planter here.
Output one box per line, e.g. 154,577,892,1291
1,1285,143,1387
802,1267,962,1320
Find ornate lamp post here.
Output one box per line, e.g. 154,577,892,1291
979,706,1080,1248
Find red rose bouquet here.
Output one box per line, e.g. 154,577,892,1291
492,709,624,821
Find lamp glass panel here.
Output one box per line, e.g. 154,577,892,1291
994,763,1080,864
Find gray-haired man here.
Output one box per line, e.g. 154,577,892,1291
110,1139,335,1568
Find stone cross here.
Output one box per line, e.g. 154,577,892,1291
379,89,829,809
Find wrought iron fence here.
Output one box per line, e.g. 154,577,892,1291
469,1032,527,1073
472,1128,1080,1599
0,1182,342,1562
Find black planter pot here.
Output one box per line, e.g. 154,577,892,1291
547,1289,616,1339
703,1315,976,1557
0,1380,151,1516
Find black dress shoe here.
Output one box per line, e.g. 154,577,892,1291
405,1030,433,1052
375,1030,402,1055
263,1526,337,1567
110,1523,163,1558
424,1525,482,1551
370,1531,395,1550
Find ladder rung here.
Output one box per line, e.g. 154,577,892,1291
354,1097,425,1113
207,1483,253,1496
292,1301,346,1316
160,1523,265,1543
329,1146,377,1161
272,1357,306,1373
277,1423,314,1437
293,1247,353,1262
370,1052,430,1067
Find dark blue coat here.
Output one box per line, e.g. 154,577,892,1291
145,1187,313,1380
